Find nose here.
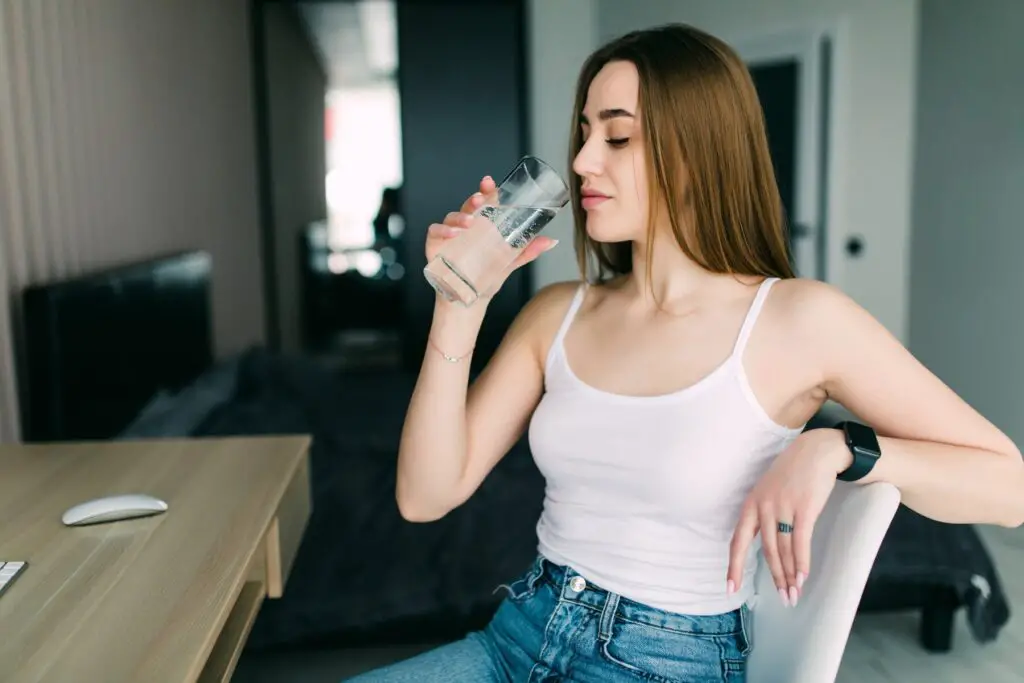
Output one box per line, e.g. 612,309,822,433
572,136,603,179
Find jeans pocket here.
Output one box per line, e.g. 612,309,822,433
493,557,544,603
600,619,734,683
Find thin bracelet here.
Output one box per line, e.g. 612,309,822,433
428,337,474,363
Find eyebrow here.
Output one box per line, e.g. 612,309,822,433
579,108,635,124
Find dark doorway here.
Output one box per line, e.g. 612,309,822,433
742,34,831,281
395,0,531,373
749,59,799,230
250,0,532,372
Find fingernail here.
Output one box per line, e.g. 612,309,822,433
796,572,806,589
778,588,790,607
726,580,735,595
789,586,799,607
543,239,559,251
484,175,492,182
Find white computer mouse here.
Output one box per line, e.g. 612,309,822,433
61,493,169,527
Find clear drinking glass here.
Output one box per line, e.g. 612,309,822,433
423,155,570,306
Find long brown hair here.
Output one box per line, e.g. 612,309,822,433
569,24,796,284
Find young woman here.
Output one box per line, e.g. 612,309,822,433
349,23,1023,683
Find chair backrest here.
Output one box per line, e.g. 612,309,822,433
747,481,901,683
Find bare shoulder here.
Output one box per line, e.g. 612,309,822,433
769,276,851,311
767,277,888,343
762,277,908,394
504,279,585,365
531,279,585,308
518,279,584,324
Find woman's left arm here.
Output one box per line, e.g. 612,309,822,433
809,281,1023,527
727,280,1023,606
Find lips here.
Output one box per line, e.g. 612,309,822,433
581,189,610,209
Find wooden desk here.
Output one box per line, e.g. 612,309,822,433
0,436,311,683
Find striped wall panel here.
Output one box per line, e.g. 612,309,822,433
0,0,267,441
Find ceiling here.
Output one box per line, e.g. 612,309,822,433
297,1,398,88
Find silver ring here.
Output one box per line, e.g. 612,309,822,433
777,522,794,534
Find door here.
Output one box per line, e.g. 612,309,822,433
736,30,832,281
396,0,531,372
749,59,798,240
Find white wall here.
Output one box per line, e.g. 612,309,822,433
526,0,920,342
909,0,1024,444
525,0,597,289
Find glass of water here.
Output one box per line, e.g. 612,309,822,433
423,155,570,306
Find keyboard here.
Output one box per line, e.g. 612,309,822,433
0,561,27,598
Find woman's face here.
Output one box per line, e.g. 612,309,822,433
573,60,653,244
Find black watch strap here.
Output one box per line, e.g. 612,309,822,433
834,420,882,482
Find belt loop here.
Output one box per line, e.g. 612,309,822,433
529,555,546,586
598,592,620,642
740,602,755,655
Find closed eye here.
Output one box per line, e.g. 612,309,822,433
606,137,630,148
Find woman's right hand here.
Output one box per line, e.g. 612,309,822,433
425,175,559,272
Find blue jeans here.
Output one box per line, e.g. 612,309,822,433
345,555,753,682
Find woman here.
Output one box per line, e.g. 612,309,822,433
351,23,1022,682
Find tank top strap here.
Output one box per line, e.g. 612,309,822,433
550,282,588,354
731,277,780,358
544,282,585,370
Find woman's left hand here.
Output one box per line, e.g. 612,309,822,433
726,428,851,607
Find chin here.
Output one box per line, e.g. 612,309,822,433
585,216,640,244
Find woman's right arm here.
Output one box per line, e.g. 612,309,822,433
396,181,575,522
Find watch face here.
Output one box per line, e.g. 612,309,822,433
846,421,881,455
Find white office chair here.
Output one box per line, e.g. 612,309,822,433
747,481,902,683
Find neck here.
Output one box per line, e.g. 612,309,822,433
626,229,720,306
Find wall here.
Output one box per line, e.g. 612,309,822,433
909,0,1024,444
262,3,328,353
0,0,266,441
599,0,919,340
526,0,597,290
525,0,919,341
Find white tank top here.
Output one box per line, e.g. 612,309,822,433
528,277,804,615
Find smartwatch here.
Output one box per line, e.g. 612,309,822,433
834,421,881,482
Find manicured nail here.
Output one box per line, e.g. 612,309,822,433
543,239,559,251
796,572,806,589
789,586,799,607
484,175,493,182
727,580,735,595
778,588,790,607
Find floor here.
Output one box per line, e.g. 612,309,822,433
232,525,1024,682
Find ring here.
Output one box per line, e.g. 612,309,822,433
777,522,794,534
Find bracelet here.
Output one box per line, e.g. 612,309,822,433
428,337,474,363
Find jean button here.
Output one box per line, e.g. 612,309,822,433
569,576,587,592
